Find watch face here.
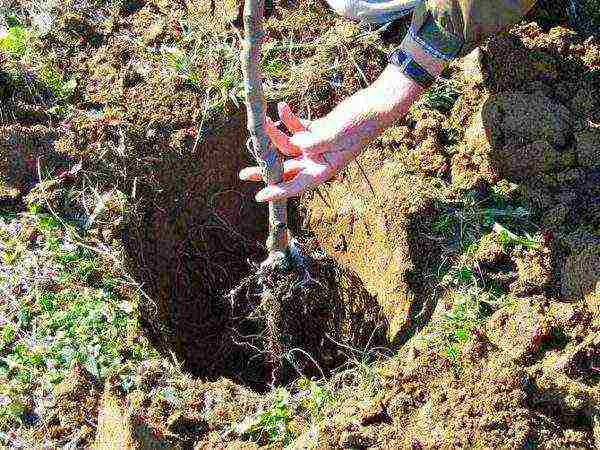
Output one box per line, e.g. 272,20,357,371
568,0,600,37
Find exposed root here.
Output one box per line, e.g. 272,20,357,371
227,239,344,387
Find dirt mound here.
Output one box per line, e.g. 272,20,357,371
91,361,269,449
292,19,599,448
300,22,599,342
450,22,600,286
0,125,73,202
302,145,444,342
296,292,598,449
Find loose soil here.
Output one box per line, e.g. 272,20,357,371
1,0,599,448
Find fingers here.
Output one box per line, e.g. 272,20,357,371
289,131,333,156
265,118,301,157
255,172,314,202
239,166,262,182
239,158,304,183
278,102,307,134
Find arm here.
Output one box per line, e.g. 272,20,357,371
240,67,427,202
290,64,428,158
241,0,538,202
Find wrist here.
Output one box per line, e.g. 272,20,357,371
333,67,423,131
296,66,424,156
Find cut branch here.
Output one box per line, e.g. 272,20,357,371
240,0,289,257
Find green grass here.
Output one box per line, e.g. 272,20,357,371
241,388,294,446
432,213,456,235
432,185,541,288
0,18,76,109
498,229,539,251
420,287,510,372
164,47,202,89
0,26,30,58
439,294,485,343
38,66,77,103
297,378,334,423
237,378,336,447
0,205,155,433
419,79,460,113
162,37,244,118
444,265,476,287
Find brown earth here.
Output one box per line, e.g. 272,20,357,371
2,0,599,448
2,0,392,389
304,21,600,341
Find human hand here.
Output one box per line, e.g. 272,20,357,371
239,102,363,202
240,65,426,202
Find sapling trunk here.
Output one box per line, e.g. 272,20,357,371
240,0,289,260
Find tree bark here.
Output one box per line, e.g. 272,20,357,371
240,0,289,256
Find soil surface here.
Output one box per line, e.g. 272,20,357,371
1,0,599,448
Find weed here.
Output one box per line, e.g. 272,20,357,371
494,223,540,251
0,26,29,58
443,264,475,287
0,207,155,435
444,343,462,372
297,378,334,422
420,287,497,372
263,57,288,79
432,213,456,235
0,393,26,430
207,41,244,112
164,46,202,88
38,66,77,103
242,388,294,445
419,79,460,113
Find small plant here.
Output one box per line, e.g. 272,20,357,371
263,57,288,78
494,223,540,251
444,343,462,371
164,47,202,88
482,206,530,227
441,295,484,340
420,288,494,372
242,388,294,445
0,392,26,430
443,264,475,287
432,212,456,235
38,66,77,102
0,208,155,436
297,378,333,423
420,79,460,112
0,25,29,58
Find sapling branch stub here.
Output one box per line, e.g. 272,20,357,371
240,0,289,261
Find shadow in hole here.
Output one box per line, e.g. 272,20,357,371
121,114,391,390
390,211,445,349
119,0,146,17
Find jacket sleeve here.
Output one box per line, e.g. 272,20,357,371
390,0,538,87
